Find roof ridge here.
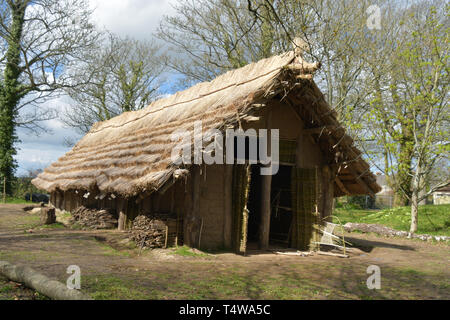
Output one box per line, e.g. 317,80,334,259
87,51,296,135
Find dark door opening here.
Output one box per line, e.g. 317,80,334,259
269,165,293,247
246,164,293,250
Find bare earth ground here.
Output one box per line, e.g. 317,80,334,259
0,204,449,300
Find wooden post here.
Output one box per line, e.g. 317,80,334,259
259,109,273,250
259,169,272,250
164,225,169,248
118,198,128,231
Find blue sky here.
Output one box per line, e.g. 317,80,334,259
16,0,177,176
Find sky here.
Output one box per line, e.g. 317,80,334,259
16,0,177,176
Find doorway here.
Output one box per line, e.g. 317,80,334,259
246,164,293,249
269,165,293,247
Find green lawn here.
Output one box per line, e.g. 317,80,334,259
334,204,450,236
1,197,31,204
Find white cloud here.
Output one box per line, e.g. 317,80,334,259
89,0,176,40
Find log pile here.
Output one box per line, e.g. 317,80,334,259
130,214,178,249
70,206,117,230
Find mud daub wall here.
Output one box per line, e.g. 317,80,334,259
49,167,232,250
193,164,231,250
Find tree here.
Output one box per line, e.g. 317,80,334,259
159,0,449,233
397,4,449,233
359,1,448,232
158,0,379,123
0,0,99,194
62,34,165,134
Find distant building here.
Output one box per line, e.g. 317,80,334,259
375,173,394,208
433,185,450,205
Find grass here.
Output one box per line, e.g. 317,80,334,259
93,238,133,257
82,275,154,300
169,245,209,257
1,197,31,204
334,204,450,236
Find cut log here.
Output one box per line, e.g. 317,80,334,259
0,261,92,300
40,207,56,225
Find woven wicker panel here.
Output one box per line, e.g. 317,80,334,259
279,140,297,164
291,168,321,250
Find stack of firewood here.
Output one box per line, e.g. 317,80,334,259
130,215,168,248
70,206,117,229
130,214,179,249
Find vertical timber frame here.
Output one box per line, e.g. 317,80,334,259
259,171,272,250
118,198,128,231
231,164,251,254
259,109,273,250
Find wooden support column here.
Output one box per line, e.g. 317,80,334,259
259,171,272,250
259,109,273,251
118,198,128,231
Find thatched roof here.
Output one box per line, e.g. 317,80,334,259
33,51,380,197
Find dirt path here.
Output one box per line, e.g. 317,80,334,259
0,204,448,300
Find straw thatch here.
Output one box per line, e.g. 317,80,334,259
32,51,380,197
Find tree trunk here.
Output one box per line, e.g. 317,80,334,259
394,122,414,207
410,193,419,234
410,166,421,234
0,3,27,195
0,261,91,300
